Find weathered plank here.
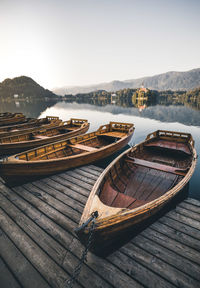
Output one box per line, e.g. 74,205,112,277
175,206,200,222
185,198,200,207
62,248,114,288
108,249,175,288
79,166,102,177
73,168,100,181
0,184,74,247
167,210,200,231
179,201,200,214
151,221,200,252
22,182,81,223
120,241,199,288
0,192,114,288
12,185,77,233
0,208,74,288
0,193,67,265
0,256,21,288
0,164,200,288
67,237,143,288
0,227,51,288
32,179,84,212
64,169,96,186
0,175,137,287
50,175,90,198
132,234,200,281
141,227,200,265
160,215,200,241
42,177,87,205
89,165,104,173
59,173,93,191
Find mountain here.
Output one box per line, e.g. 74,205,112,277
54,68,200,95
0,76,58,100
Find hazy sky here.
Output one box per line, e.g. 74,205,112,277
0,0,199,89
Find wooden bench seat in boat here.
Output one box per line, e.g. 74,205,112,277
68,143,98,152
97,131,126,138
100,182,146,209
144,140,191,155
125,156,189,176
33,135,49,140
62,127,76,131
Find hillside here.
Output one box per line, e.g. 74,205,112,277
54,68,200,95
0,76,58,100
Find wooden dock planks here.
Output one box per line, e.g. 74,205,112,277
0,164,199,288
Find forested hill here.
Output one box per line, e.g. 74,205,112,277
54,68,200,95
0,76,57,100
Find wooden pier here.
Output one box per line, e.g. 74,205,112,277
0,165,200,288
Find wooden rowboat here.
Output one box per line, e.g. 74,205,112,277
0,113,26,126
0,122,134,182
76,130,197,254
0,116,62,137
0,112,12,118
0,118,89,155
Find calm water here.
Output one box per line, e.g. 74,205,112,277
1,100,200,200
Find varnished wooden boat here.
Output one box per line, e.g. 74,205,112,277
0,113,26,126
0,118,89,155
0,122,134,181
0,116,62,137
76,130,197,253
0,112,12,118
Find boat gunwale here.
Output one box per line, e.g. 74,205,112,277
0,118,63,138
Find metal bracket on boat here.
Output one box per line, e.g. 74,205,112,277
66,211,99,287
74,211,98,233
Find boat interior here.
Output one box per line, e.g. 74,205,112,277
12,122,133,161
16,133,121,161
98,134,193,210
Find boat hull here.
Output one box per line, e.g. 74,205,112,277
0,113,26,126
76,130,197,255
0,132,133,180
0,123,89,156
0,117,62,137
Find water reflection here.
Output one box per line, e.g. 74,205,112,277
61,92,200,126
0,99,58,118
43,100,200,127
0,98,200,200
1,94,200,126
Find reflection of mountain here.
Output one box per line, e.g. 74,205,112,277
1,98,200,127
54,102,200,127
0,99,58,118
139,105,200,126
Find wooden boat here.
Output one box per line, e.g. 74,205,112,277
76,130,197,253
0,122,134,181
0,112,12,118
0,116,62,137
0,113,26,126
0,118,89,155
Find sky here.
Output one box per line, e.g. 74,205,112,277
0,0,200,89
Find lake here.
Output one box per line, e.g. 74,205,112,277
1,99,200,200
